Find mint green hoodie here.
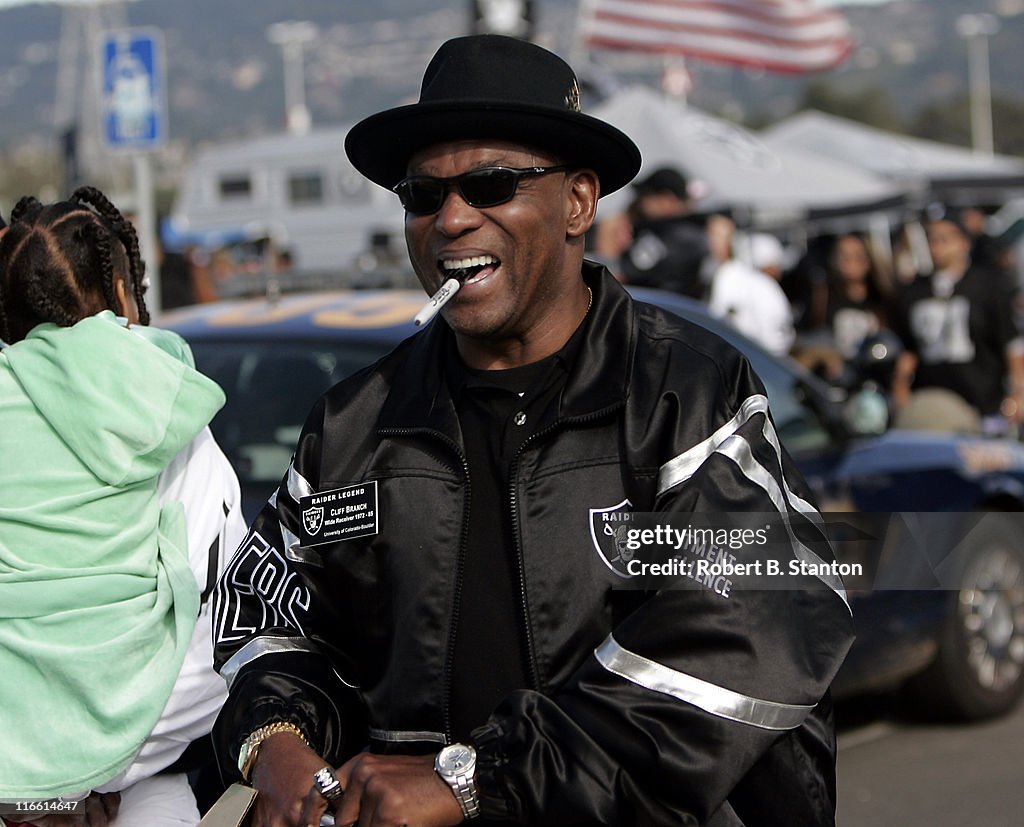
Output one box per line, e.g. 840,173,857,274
0,311,226,799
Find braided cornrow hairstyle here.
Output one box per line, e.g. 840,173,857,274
0,186,149,344
0,196,45,343
72,186,149,325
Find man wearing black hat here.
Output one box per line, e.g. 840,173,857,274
618,166,709,299
212,34,853,827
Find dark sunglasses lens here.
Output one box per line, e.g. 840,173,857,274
397,179,446,215
459,168,518,208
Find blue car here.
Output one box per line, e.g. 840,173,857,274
161,287,1024,721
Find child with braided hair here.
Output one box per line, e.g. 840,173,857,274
0,188,246,826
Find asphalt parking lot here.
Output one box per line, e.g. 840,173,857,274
836,696,1024,825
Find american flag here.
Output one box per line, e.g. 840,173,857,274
582,0,854,74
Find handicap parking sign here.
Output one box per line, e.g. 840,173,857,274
102,28,166,149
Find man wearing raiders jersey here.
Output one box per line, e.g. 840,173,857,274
892,208,1024,431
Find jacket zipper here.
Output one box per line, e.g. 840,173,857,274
378,426,471,745
507,402,626,692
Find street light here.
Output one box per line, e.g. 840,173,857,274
267,20,318,136
956,13,1000,157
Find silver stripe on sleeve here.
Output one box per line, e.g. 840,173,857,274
652,391,847,610
757,418,822,525
368,728,447,744
594,635,814,731
716,435,849,610
281,522,323,567
287,463,315,504
657,395,769,496
220,635,321,689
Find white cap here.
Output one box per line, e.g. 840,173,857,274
750,233,785,271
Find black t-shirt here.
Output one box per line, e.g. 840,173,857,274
893,266,1019,415
444,317,588,744
620,216,708,299
825,290,888,360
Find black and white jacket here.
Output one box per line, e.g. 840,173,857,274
212,264,854,826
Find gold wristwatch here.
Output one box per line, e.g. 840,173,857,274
237,722,307,782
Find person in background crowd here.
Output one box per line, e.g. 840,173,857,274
706,216,795,356
891,206,1024,434
819,233,895,363
0,188,245,826
211,34,853,827
779,233,831,333
891,220,933,287
586,207,633,282
960,205,1004,275
158,234,199,311
617,165,708,298
749,232,787,284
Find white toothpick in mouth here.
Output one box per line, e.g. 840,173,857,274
414,277,462,327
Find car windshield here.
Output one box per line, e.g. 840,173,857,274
190,339,392,492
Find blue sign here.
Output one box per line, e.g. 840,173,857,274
101,28,166,150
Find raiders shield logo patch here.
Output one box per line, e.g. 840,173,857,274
302,505,324,537
589,499,635,578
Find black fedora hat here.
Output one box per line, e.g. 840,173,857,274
344,35,641,196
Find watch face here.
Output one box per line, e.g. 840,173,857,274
440,744,473,773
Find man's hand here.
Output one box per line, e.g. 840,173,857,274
333,753,464,827
17,792,120,827
249,732,333,827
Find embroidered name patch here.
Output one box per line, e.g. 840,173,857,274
298,480,379,546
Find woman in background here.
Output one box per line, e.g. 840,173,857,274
821,232,895,362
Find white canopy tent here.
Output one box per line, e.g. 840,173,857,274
760,110,1024,206
590,87,908,231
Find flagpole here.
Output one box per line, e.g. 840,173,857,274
956,13,999,157
569,0,597,72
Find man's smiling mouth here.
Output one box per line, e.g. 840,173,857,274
441,255,500,284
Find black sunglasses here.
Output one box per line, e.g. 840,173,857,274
393,165,572,216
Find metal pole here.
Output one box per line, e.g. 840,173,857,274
267,21,318,136
968,28,993,157
283,40,307,133
133,152,161,316
957,13,999,158
569,0,597,72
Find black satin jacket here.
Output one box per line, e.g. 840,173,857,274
212,264,854,826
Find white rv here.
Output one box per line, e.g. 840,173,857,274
166,126,407,282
